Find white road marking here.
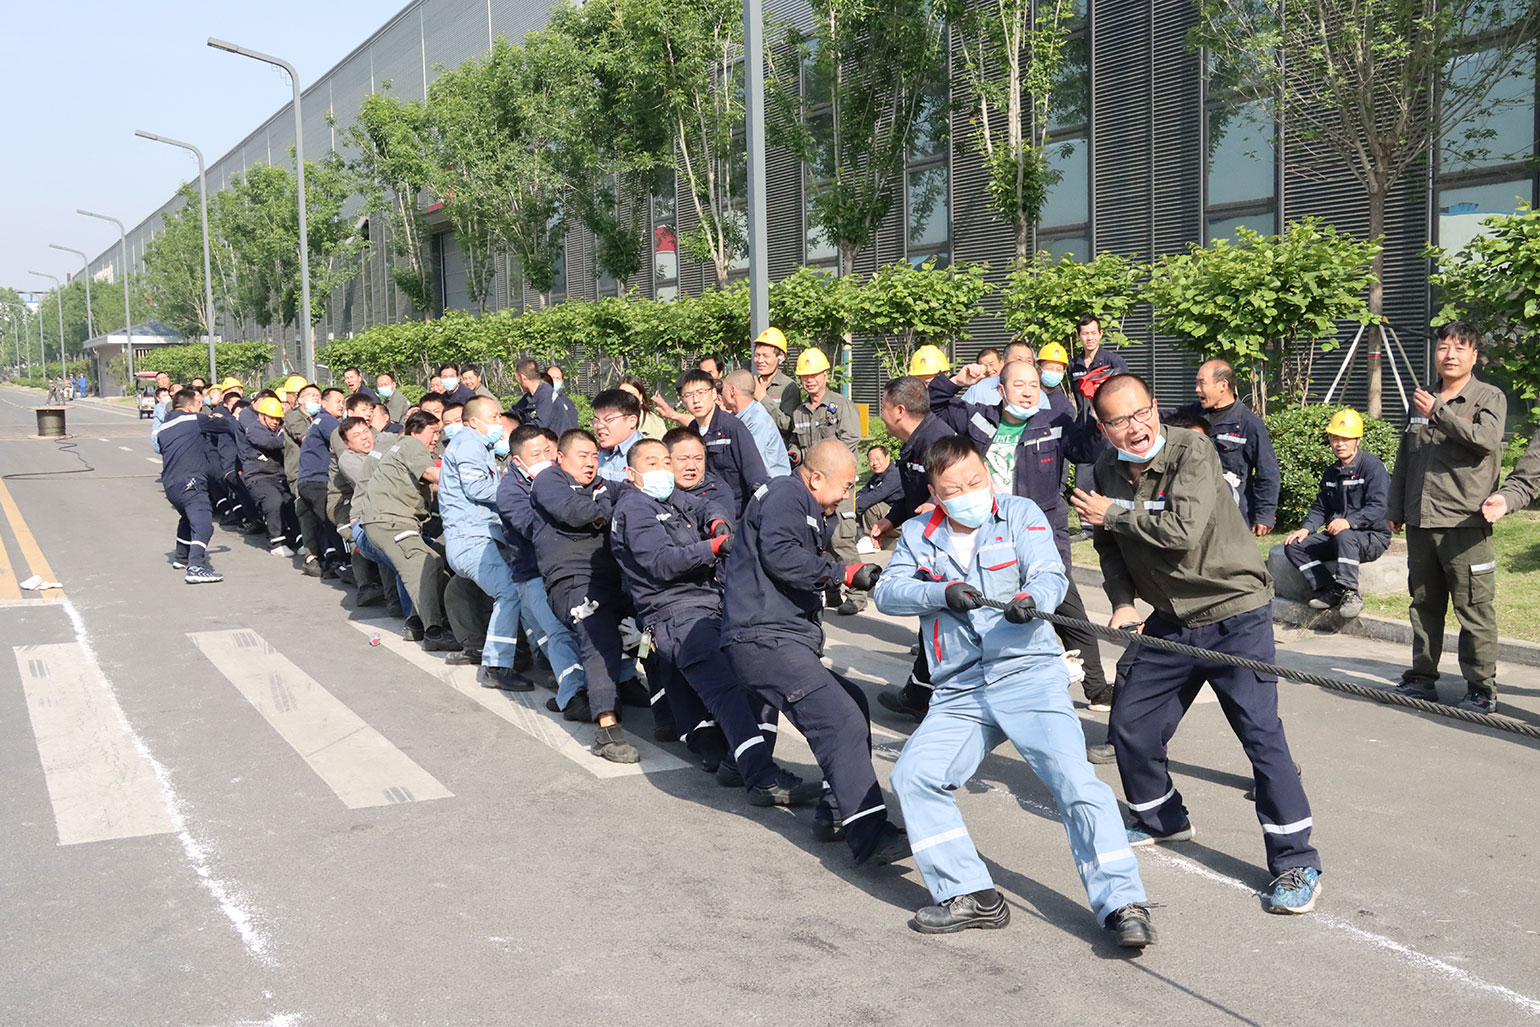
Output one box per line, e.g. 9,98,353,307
351,619,691,779
13,641,178,845
189,629,452,809
118,446,133,452
97,437,109,442
872,734,1540,1019
147,456,161,463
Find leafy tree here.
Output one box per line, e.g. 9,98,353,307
770,0,947,277
340,91,436,314
769,266,855,364
141,183,231,339
1002,250,1144,350
1145,219,1380,412
944,0,1081,258
135,342,275,386
849,259,996,375
1191,0,1540,416
1430,205,1540,399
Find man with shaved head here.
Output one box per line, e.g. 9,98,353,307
720,368,792,478
439,395,533,690
1187,358,1280,536
1072,373,1322,915
721,439,911,868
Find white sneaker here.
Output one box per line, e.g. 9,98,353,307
270,545,296,558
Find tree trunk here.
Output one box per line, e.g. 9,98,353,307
1016,215,1030,261
1366,187,1386,419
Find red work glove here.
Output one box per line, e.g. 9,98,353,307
710,533,733,557
845,563,882,590
708,519,731,538
1078,365,1114,399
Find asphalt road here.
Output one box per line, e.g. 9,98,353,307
0,385,1537,1027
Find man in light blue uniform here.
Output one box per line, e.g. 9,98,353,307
721,369,791,477
593,388,646,484
873,434,1153,945
438,396,534,691
961,341,1032,406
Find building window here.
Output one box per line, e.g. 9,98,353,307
1203,91,1277,242
906,81,951,266
804,100,837,266
1038,15,1091,259
1436,45,1538,253
653,169,678,301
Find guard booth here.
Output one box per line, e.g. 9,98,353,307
81,320,184,398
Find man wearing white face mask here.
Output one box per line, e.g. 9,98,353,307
1071,373,1323,916
439,396,535,691
874,435,1153,944
495,425,589,715
929,358,1112,709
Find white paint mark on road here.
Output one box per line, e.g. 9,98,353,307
118,445,133,452
146,456,160,463
351,619,691,779
96,437,108,442
880,732,1540,1020
52,599,274,963
190,629,452,809
13,642,178,845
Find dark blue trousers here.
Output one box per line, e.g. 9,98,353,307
1109,604,1320,876
1285,529,1390,592
654,607,778,788
167,479,214,568
726,638,889,861
548,582,626,718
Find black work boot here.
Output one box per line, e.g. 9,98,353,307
1104,904,1157,948
746,769,824,807
909,890,1010,934
479,665,535,691
591,723,640,764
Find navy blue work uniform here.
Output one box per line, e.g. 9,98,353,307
205,410,248,523
1285,451,1391,594
441,383,476,406
241,417,300,550
696,409,770,517
1069,346,1129,491
679,473,736,528
855,464,902,520
928,376,1113,702
612,484,784,787
885,412,960,700
721,475,891,861
514,381,579,436
295,411,344,566
1181,400,1281,530
154,409,233,568
530,466,630,717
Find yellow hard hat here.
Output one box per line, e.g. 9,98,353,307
754,326,788,353
220,377,244,393
1326,408,1364,439
908,344,949,376
282,375,309,395
253,397,284,418
795,349,831,376
1038,342,1070,366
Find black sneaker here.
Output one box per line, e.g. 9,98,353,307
715,760,745,788
878,686,929,722
1393,680,1438,702
422,628,461,653
1308,587,1341,611
562,694,593,723
747,770,824,807
512,643,534,674
445,649,483,666
1455,690,1497,714
184,565,223,584
1337,589,1364,619
617,678,651,708
401,616,425,642
812,817,845,843
480,665,535,691
1105,904,1157,948
301,557,323,578
1086,743,1117,765
863,823,911,866
909,890,1010,934
591,723,640,764
242,521,267,535
354,586,386,607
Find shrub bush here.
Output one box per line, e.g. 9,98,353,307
1265,404,1399,529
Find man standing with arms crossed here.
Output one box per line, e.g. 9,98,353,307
1072,373,1322,915
1390,322,1508,713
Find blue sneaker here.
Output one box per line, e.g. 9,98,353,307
1268,866,1321,914
1393,681,1438,702
184,565,224,585
1127,821,1195,846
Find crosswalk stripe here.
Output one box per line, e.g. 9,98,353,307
13,642,178,845
189,629,453,809
350,619,692,780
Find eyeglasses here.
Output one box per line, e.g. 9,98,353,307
680,389,715,402
1101,403,1157,432
592,413,632,427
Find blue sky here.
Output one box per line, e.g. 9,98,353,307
1,0,409,293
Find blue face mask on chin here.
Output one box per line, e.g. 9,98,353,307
1004,392,1050,421
492,436,510,458
443,423,462,440
1117,431,1166,463
942,486,993,529
303,400,321,417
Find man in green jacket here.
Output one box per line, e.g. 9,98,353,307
1389,322,1508,714
1072,373,1322,916
1483,434,1539,523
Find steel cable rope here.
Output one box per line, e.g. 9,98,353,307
969,597,1540,742
2,438,155,481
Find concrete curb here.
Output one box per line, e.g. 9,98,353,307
1069,562,1540,669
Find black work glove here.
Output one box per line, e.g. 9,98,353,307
1002,593,1037,624
708,519,731,538
845,563,882,591
944,582,983,612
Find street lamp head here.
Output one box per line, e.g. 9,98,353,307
207,37,241,54
134,129,162,142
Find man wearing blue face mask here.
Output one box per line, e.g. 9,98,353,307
611,439,824,806
1071,374,1322,916
929,358,1112,709
439,396,534,691
375,372,410,424
438,362,474,406
874,435,1153,943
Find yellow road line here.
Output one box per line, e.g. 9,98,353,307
0,479,65,599
0,521,20,600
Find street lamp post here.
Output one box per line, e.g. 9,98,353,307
28,271,65,388
207,37,313,381
742,0,769,342
48,244,93,340
77,209,135,392
136,130,218,382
